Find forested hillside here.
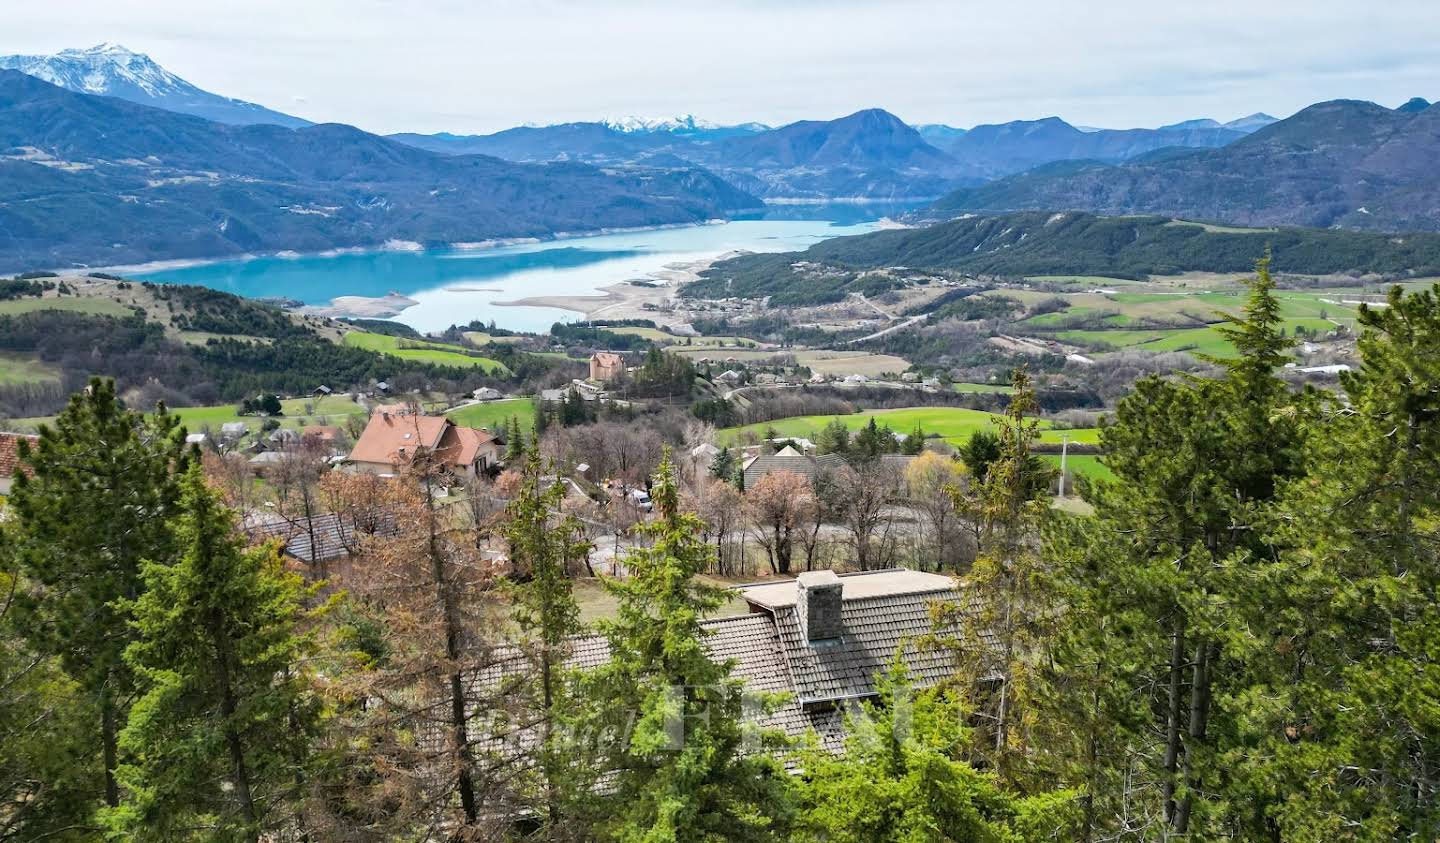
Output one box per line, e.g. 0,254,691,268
686,211,1440,303
930,99,1440,232
2,270,1438,839
0,70,759,272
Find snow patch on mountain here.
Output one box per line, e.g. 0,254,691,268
0,43,310,128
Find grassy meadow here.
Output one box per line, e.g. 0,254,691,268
344,331,511,374
721,406,1100,449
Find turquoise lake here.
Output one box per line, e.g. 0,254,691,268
136,207,908,333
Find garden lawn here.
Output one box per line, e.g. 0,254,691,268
344,331,510,374
722,406,1099,449
1043,454,1113,482
446,398,537,433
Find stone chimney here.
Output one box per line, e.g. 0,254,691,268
796,570,844,643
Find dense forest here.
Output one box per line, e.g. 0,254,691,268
2,264,1438,840
685,211,1440,303
0,310,485,417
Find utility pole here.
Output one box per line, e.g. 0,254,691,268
1058,433,1069,498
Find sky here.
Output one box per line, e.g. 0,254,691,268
3,0,1438,135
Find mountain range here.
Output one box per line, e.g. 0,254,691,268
929,98,1440,231
0,70,759,272
0,43,311,128
0,44,1319,205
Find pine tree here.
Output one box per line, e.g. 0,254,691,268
1237,282,1440,837
106,466,320,841
816,418,851,457
1036,256,1304,837
796,663,1080,842
581,452,794,841
708,445,734,481
901,421,925,455
7,379,189,809
0,538,98,840
505,414,527,461
934,368,1057,783
502,450,595,838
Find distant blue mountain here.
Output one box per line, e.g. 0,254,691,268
0,70,761,272
0,43,310,128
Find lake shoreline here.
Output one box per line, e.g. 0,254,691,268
75,218,735,276
491,253,739,325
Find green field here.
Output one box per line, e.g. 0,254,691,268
0,353,59,386
8,394,369,435
1043,454,1114,482
952,382,1014,394
0,296,134,317
723,407,1099,448
462,332,525,345
446,398,537,433
344,331,510,374
1008,284,1358,359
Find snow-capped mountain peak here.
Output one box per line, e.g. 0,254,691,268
0,43,310,128
603,114,718,133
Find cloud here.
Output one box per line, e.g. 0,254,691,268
2,0,1437,134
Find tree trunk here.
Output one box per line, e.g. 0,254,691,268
212,615,259,838
1162,619,1185,826
1175,641,1214,834
101,679,120,808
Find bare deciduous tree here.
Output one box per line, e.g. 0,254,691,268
745,470,815,575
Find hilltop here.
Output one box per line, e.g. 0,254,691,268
0,70,760,272
930,99,1440,232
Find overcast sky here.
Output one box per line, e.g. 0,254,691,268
4,0,1437,135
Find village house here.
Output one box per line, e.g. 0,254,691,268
589,352,626,382
477,569,968,756
742,447,846,488
346,410,500,479
0,432,38,496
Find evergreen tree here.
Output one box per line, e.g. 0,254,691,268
502,451,595,838
7,379,189,808
582,452,794,841
935,369,1057,782
1037,256,1304,837
505,414,527,461
0,537,98,840
106,467,320,841
958,429,1001,483
708,445,735,481
901,421,925,455
796,663,1080,842
1237,282,1440,837
816,418,851,457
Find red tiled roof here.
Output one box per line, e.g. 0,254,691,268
0,432,38,479
347,413,449,466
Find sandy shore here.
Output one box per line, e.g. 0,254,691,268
302,292,419,319
493,253,741,323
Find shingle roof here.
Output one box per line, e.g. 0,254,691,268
248,511,400,563
742,452,845,487
473,569,965,757
0,432,37,480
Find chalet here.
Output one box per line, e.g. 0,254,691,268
0,432,37,496
476,569,968,756
742,449,846,488
346,411,500,479
312,385,333,397
471,387,504,401
219,422,248,441
589,352,626,382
